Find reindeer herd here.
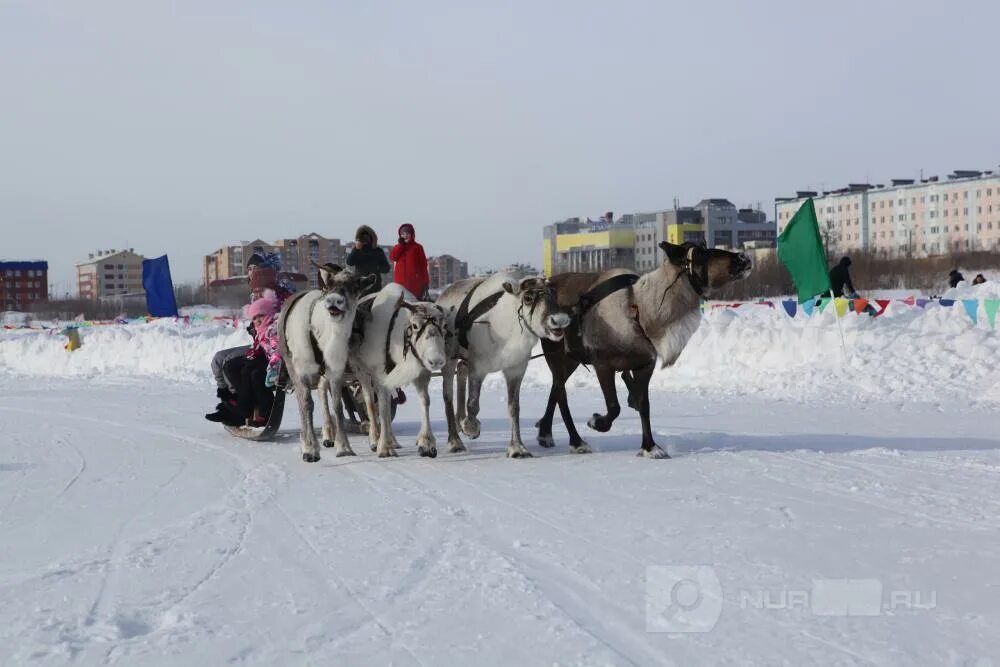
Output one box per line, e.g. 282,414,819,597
276,241,752,463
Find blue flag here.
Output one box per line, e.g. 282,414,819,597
142,255,179,317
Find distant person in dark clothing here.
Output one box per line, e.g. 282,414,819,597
829,256,856,298
346,225,390,296
972,273,986,285
948,269,965,289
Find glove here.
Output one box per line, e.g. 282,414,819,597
265,362,280,388
247,323,256,337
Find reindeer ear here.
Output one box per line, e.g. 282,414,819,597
659,242,688,267
502,281,516,295
316,267,331,291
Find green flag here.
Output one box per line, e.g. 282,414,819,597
778,199,831,303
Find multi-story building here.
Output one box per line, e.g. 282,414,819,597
0,260,48,310
205,234,395,291
546,203,774,276
542,213,636,276
776,168,1000,256
693,199,775,249
427,254,469,290
77,249,145,300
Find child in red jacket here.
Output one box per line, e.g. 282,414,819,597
389,223,430,298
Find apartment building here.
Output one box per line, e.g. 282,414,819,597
776,168,1000,256
0,260,48,310
77,249,145,300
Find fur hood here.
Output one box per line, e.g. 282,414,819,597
355,225,379,245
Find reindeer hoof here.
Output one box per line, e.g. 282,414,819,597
587,414,613,433
302,452,320,463
638,445,670,459
335,448,356,458
570,442,593,454
377,446,398,459
322,439,336,448
507,448,533,459
537,434,556,448
461,418,481,439
418,445,438,458
448,440,467,454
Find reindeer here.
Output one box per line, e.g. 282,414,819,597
335,283,448,458
436,274,571,458
536,241,752,458
278,266,375,462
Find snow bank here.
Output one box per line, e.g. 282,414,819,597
3,303,999,404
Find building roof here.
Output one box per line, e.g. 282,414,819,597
695,198,736,209
0,260,48,270
76,250,144,267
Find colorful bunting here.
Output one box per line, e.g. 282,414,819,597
782,300,797,317
916,298,930,309
874,300,891,317
938,299,956,307
802,300,815,317
962,300,979,325
853,298,869,315
834,298,849,317
985,300,999,329
817,298,830,313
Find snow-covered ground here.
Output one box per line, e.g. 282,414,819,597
2,310,999,665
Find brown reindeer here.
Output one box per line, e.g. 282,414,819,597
536,241,752,458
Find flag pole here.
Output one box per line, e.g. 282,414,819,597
828,288,848,363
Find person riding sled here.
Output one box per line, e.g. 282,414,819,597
208,293,283,427
205,254,292,423
346,225,390,297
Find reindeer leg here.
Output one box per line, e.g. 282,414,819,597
441,360,465,453
504,367,531,459
587,363,621,433
455,360,469,425
461,371,484,439
326,373,355,457
296,379,320,463
414,372,437,458
318,376,336,448
633,362,668,459
536,339,567,448
359,373,379,452
376,386,398,458
553,362,588,453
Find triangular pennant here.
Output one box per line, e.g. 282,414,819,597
816,298,830,313
802,300,816,317
834,298,849,317
902,296,916,306
853,298,869,314
916,298,931,309
985,300,1000,329
782,300,797,318
938,299,956,307
874,299,890,317
962,299,979,325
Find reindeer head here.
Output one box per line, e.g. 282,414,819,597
317,267,376,320
502,276,571,341
398,300,448,371
658,242,752,296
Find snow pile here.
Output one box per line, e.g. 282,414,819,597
3,303,999,403
0,319,248,382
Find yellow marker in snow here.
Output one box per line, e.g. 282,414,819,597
63,328,82,352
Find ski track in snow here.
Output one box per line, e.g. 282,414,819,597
1,378,999,665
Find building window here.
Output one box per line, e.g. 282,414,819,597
945,210,949,217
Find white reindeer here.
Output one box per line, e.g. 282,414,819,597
338,283,448,458
278,267,375,462
436,274,571,458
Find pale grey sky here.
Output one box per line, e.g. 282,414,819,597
2,0,999,292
